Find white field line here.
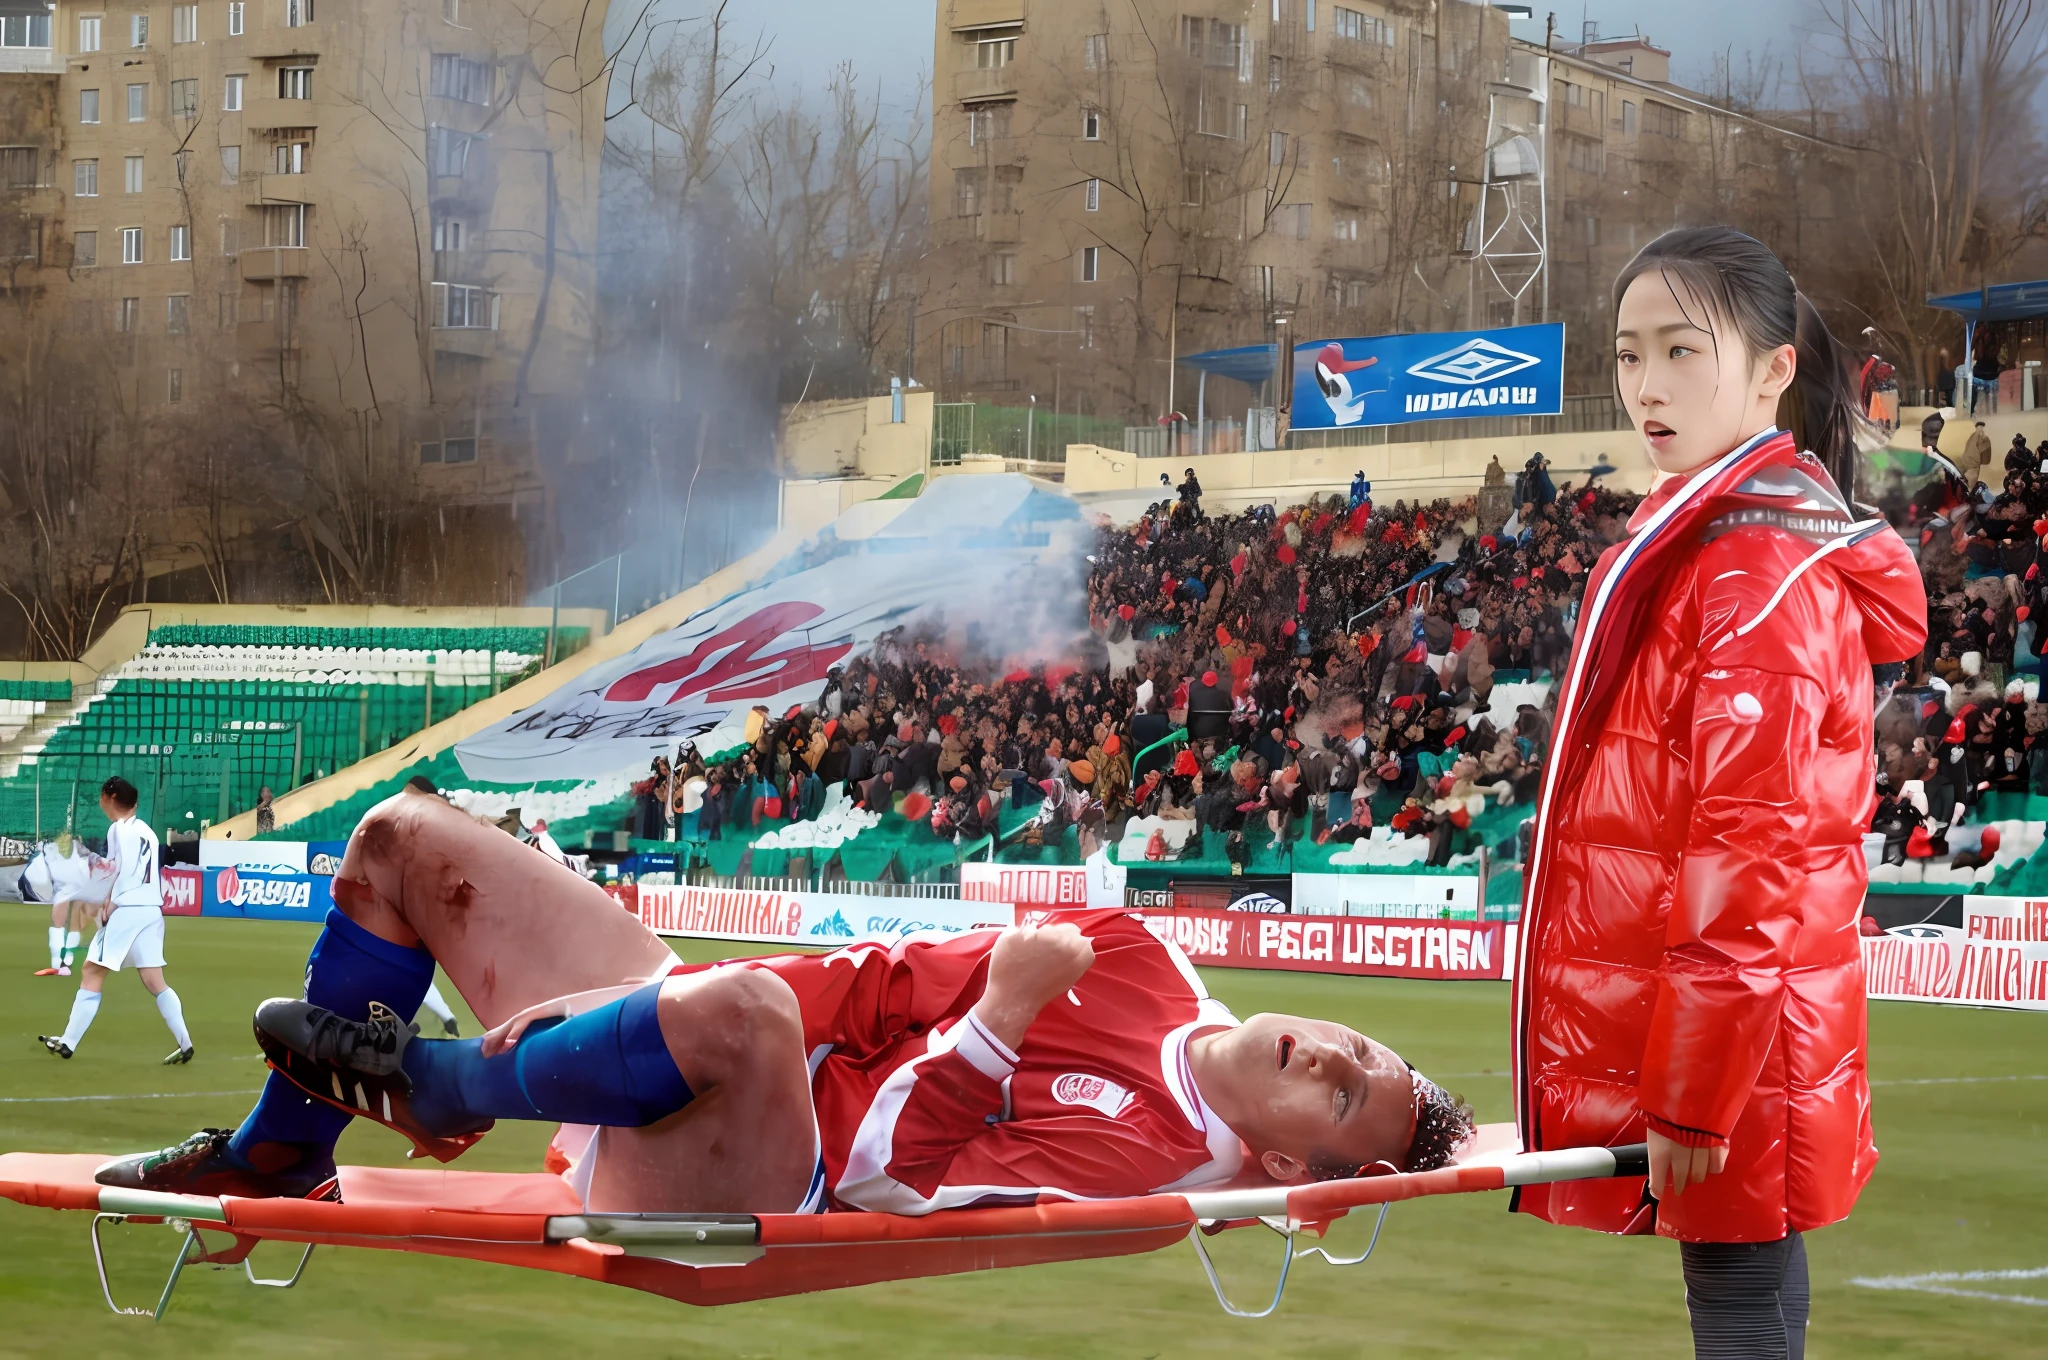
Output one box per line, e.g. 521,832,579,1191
1850,1266,2048,1308
0,1088,263,1104
1871,1074,2048,1086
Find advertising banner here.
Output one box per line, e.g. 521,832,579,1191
638,884,1014,948
307,840,350,874
160,865,202,917
1861,899,2048,1011
202,865,334,923
961,863,1089,910
1292,872,1480,917
1139,906,1507,981
199,840,309,874
1291,323,1565,430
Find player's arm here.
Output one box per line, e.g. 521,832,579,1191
836,924,1099,1213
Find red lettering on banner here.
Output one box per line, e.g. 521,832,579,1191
603,602,853,707
1141,907,1505,980
161,866,201,917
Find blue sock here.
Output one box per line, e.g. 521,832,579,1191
403,983,692,1132
229,908,437,1167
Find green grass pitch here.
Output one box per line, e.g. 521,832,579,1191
0,906,2042,1357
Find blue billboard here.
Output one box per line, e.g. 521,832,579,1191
1291,323,1565,430
202,865,333,923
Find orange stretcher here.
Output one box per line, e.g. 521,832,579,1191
0,1127,1647,1321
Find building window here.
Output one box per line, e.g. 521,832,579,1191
228,1,243,34
218,291,238,327
274,139,308,173
279,66,312,99
286,0,313,26
966,102,1011,145
262,203,306,247
224,74,243,110
168,367,183,402
419,440,443,463
432,280,495,328
73,230,96,266
975,36,1015,68
1566,135,1600,175
1305,0,1315,32
443,437,477,463
1268,55,1283,92
432,217,463,251
430,126,475,176
1331,208,1360,241
1083,32,1105,68
952,167,983,217
1583,214,1599,246
1272,202,1311,238
443,0,463,23
1269,130,1287,166
172,5,196,42
1644,101,1684,139
430,53,493,104
988,252,1014,285
1182,171,1203,205
1081,106,1100,139
0,9,48,45
1080,245,1099,282
122,154,142,192
130,13,147,46
74,158,97,196
78,15,100,51
121,226,142,262
219,145,240,184
1073,304,1094,349
1621,100,1638,135
1331,7,1393,45
0,147,37,188
170,78,197,120
127,82,146,121
1339,70,1373,107
117,295,138,330
166,293,189,333
169,224,190,260
1083,177,1099,211
980,322,1008,380
79,88,99,123
220,217,240,254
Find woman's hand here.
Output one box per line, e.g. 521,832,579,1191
1645,1129,1728,1199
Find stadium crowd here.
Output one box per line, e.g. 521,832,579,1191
642,461,1643,867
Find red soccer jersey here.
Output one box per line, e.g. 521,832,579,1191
734,909,1245,1214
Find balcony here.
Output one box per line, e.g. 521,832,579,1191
249,172,314,204
236,318,298,351
0,47,58,74
241,95,320,129
431,326,497,360
239,246,309,280
954,67,1017,103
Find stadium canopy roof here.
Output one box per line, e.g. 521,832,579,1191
1926,281,2048,323
1181,344,1279,386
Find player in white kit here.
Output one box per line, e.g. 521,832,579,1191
26,832,109,977
38,777,195,1064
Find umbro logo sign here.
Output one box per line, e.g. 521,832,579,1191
1405,337,1542,387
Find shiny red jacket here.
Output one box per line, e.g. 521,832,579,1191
1512,431,1926,1243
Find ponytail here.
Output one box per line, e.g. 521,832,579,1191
1613,227,1870,500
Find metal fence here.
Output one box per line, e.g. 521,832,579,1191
685,873,966,898
933,403,1126,466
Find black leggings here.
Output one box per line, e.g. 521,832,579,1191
1681,1232,1809,1360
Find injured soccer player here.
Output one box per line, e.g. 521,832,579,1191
99,789,1473,1214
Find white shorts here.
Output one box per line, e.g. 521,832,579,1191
87,906,166,971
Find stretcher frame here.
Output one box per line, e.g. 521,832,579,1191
0,1130,1648,1322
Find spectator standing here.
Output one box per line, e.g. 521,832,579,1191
1961,421,1993,487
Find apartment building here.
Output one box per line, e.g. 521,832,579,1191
0,0,610,545
918,2,1852,424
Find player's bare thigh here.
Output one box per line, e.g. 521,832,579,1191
331,793,676,1026
585,967,817,1214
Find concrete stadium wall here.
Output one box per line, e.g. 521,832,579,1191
204,534,807,841
1063,427,1658,507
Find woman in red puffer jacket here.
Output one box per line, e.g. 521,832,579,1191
1513,228,1926,1359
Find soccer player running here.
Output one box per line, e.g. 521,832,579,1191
39,777,195,1064
27,831,106,978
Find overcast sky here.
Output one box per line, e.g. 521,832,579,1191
666,0,1821,106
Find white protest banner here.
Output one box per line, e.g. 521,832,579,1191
1861,899,2048,1011
1291,871,1481,917
638,884,1014,948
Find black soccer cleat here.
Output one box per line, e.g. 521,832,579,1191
94,1127,336,1200
38,1035,72,1059
441,1016,461,1039
163,1045,195,1066
252,998,490,1163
